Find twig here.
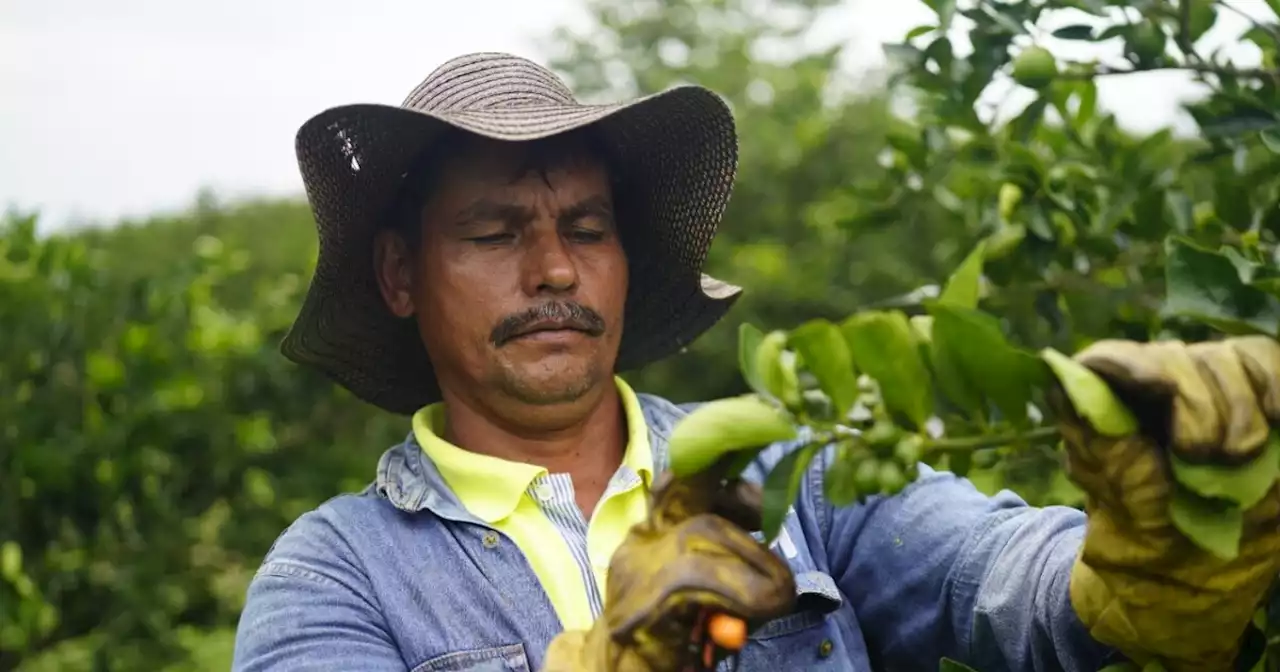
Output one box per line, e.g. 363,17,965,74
1218,0,1279,39
822,424,1062,453
1177,0,1205,65
1055,61,1279,79
927,425,1061,452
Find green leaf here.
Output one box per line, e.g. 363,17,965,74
1163,237,1280,336
789,319,859,418
928,319,986,418
738,323,766,394
1169,487,1244,560
1039,348,1138,437
1052,24,1095,40
762,444,819,541
1261,129,1280,153
668,395,798,477
1009,95,1049,142
841,311,934,428
909,314,933,343
938,241,986,309
1221,247,1268,285
1202,112,1280,138
928,304,1043,425
1164,190,1193,234
1186,0,1217,43
1075,79,1097,125
905,24,936,40
923,0,957,32
939,658,981,672
1171,433,1280,509
757,330,802,408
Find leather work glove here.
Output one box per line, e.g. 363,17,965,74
1049,336,1280,671
542,459,797,672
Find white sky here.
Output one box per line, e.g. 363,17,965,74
1,0,1272,232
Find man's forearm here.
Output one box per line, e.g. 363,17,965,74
961,503,1121,672
810,453,1121,671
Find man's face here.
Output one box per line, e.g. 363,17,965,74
376,133,629,408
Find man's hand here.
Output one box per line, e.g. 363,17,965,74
543,460,796,672
1051,336,1280,671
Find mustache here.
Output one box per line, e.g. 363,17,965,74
490,301,607,346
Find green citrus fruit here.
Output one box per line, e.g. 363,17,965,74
1011,46,1057,90
893,434,925,467
878,461,908,494
864,420,902,451
1187,0,1216,41
1128,24,1166,64
855,458,882,495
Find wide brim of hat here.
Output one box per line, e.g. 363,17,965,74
281,85,744,415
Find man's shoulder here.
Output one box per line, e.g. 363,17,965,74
258,489,397,567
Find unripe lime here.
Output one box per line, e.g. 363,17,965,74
855,458,881,495
1128,24,1166,64
878,461,908,495
1011,46,1057,90
864,420,902,451
893,434,925,467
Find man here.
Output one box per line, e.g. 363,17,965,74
232,52,1280,672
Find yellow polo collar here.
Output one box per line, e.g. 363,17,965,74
412,376,653,523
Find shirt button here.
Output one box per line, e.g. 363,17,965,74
481,532,499,549
533,483,554,502
817,639,834,658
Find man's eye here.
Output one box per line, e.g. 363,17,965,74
569,228,606,242
468,233,514,244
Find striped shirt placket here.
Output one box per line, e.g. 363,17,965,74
527,466,643,618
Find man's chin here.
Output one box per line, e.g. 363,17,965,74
498,363,604,407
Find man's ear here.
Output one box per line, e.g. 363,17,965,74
373,230,416,318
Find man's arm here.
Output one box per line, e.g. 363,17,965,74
232,512,406,672
777,444,1122,671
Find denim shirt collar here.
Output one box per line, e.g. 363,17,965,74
372,392,687,522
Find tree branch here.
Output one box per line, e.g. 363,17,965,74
1177,0,1204,65
926,425,1061,453
824,424,1062,454
1056,62,1280,80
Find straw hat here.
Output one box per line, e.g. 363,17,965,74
282,52,743,415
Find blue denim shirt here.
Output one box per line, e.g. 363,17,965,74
232,393,1119,672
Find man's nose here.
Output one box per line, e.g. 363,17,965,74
521,224,579,295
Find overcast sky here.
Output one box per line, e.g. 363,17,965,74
1,0,1270,232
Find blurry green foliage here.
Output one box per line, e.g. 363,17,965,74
1,209,403,670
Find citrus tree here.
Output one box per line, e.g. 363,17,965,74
664,0,1280,670
0,208,405,670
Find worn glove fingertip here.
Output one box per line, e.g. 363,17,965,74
1231,336,1280,425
